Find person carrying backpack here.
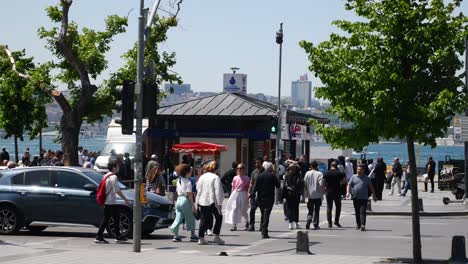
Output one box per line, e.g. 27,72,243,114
95,158,130,244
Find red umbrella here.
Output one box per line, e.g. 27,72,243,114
171,142,228,155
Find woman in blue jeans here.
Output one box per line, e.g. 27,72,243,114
170,164,198,242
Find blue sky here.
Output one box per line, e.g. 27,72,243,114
1,0,466,96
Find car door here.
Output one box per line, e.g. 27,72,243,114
52,170,101,224
21,170,56,222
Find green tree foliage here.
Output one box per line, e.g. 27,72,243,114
0,48,52,161
301,0,467,150
104,15,181,111
37,0,181,165
300,0,467,262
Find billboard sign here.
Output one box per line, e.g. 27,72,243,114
223,74,247,95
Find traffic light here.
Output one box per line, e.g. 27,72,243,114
115,80,135,135
142,81,159,119
271,125,277,134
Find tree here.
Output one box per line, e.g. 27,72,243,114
0,47,52,162
38,0,129,166
300,0,467,262
38,0,182,165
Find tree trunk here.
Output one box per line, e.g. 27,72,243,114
14,135,18,163
60,111,81,166
407,136,422,263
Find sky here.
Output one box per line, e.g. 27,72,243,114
1,0,467,97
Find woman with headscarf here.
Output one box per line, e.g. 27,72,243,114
225,163,250,231
374,157,387,200
283,163,304,230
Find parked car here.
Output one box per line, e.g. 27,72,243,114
0,167,174,237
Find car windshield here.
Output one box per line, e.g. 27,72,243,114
82,170,128,190
101,142,136,156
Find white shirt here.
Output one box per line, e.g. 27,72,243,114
177,177,193,196
104,174,121,205
78,151,84,166
304,170,323,199
196,172,224,207
345,161,354,182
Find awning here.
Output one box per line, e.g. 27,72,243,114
171,142,228,155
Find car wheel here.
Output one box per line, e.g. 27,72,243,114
26,226,47,234
0,205,22,235
107,209,133,239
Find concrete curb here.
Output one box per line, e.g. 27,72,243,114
367,210,468,216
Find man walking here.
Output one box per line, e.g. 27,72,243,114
95,159,130,243
347,164,377,231
389,157,403,195
252,162,280,239
425,156,436,193
303,160,324,230
247,157,264,231
323,161,345,228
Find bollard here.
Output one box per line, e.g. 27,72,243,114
366,199,372,211
296,231,312,255
449,236,467,263
418,198,424,212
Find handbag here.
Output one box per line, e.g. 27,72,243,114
193,207,200,220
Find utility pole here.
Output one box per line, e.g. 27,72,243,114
275,23,283,205
134,0,162,252
133,0,145,252
464,38,467,207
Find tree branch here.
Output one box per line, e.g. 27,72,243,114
2,45,72,112
1,45,30,79
173,0,183,18
57,0,91,88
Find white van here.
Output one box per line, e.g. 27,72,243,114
94,119,148,173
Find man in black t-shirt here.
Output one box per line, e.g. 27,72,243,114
323,161,346,228
425,156,436,193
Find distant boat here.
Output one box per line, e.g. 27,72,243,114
379,141,401,144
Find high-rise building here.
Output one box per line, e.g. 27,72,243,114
291,74,312,108
164,83,192,94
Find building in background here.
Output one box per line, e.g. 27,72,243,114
291,74,312,109
164,83,192,95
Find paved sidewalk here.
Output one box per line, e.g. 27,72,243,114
0,244,390,264
368,182,468,215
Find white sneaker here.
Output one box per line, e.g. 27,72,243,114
213,236,225,245
198,237,208,245
289,223,294,230
207,229,213,236
295,222,301,229
388,192,393,196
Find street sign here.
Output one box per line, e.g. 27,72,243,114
461,116,468,142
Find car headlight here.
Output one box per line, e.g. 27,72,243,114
143,203,160,209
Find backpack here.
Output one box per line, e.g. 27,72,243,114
96,172,113,205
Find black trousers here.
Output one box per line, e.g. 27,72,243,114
326,192,341,224
286,195,300,223
353,199,367,227
198,204,222,238
249,198,258,228
425,173,435,191
97,205,121,239
259,202,273,236
307,198,322,227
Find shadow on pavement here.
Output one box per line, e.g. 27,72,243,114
375,257,447,263
232,247,297,256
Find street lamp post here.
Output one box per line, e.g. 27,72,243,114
275,23,283,205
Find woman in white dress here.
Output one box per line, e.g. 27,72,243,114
225,163,250,231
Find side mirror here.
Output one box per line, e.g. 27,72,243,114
84,184,97,192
